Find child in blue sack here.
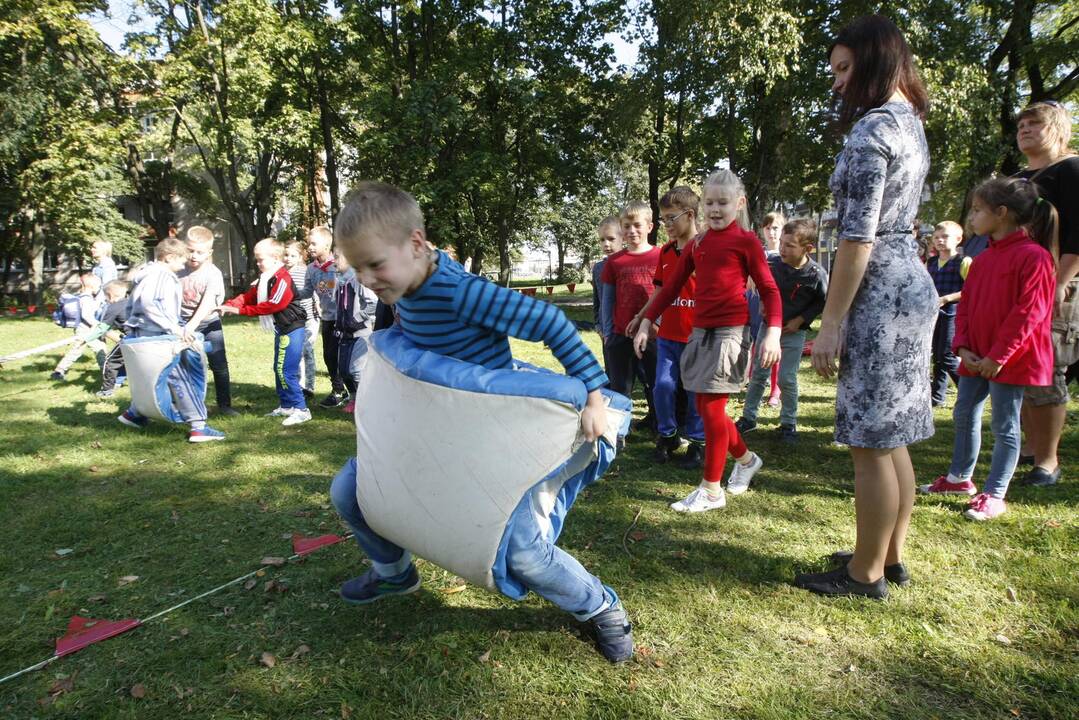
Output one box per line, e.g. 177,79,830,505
328,182,633,663
117,238,225,443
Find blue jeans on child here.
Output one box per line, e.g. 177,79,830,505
742,330,806,427
329,458,613,621
197,319,231,408
948,375,1025,499
126,327,207,424
930,312,960,404
654,338,704,441
274,327,307,410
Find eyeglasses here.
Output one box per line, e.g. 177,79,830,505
659,210,690,226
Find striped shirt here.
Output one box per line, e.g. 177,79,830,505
396,251,607,392
288,265,315,321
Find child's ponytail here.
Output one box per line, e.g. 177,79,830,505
972,177,1059,264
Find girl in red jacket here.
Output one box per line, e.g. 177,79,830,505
920,178,1058,520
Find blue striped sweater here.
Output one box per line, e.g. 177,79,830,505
396,252,607,392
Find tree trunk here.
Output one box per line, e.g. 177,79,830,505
313,55,341,223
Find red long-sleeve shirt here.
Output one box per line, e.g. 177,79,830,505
644,223,782,330
952,228,1054,386
224,265,306,334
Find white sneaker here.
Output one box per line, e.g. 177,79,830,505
265,407,290,417
726,452,763,495
282,408,311,426
670,487,726,513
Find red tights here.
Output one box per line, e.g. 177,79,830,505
695,393,748,481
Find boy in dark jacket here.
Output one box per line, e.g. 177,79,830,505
95,280,132,398
736,219,828,442
219,239,311,426
333,248,379,414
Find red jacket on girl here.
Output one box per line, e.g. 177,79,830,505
952,228,1054,386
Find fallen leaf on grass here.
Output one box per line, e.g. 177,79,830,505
90,441,102,449
292,510,314,518
264,580,288,593
87,594,107,603
260,557,287,567
1044,519,1061,528
290,644,311,660
259,652,277,668
440,585,467,595
55,548,74,557
48,674,76,697
118,575,139,586
88,465,100,473
170,510,180,522
628,530,647,542
341,701,353,719
995,634,1011,645
1006,587,1018,603
130,683,146,699
477,649,491,663
672,549,689,559
243,579,257,591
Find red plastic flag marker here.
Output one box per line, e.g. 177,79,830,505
55,616,141,657
291,533,344,557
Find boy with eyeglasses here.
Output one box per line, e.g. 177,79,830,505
630,187,705,466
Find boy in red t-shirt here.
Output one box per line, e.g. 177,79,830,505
635,187,704,466
600,201,661,433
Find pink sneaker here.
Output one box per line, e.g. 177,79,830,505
767,391,781,408
918,475,977,496
963,493,1007,521
342,400,356,414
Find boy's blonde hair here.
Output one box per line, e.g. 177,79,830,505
335,182,425,248
1017,102,1075,160
186,225,215,245
659,186,700,214
92,239,112,253
620,200,652,224
761,211,785,228
307,225,333,246
782,219,818,248
596,214,622,236
253,238,284,259
934,220,963,237
104,280,129,300
704,168,752,230
155,237,189,261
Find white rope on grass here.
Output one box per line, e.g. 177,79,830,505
0,337,75,364
0,532,354,687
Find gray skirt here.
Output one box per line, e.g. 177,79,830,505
680,326,751,394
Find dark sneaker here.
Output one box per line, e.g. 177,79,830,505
651,434,681,463
779,424,798,443
734,417,757,434
318,392,348,409
1022,466,1061,487
216,405,240,417
586,590,634,663
794,565,888,600
117,410,149,429
679,442,704,470
95,389,115,398
50,371,65,381
340,566,421,605
188,426,226,443
829,550,910,586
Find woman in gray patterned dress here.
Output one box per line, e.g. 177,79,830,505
795,15,937,599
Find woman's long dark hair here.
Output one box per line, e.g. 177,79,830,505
973,178,1060,264
830,15,929,125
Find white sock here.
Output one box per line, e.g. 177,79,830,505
702,479,723,498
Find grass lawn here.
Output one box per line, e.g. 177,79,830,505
0,315,1076,719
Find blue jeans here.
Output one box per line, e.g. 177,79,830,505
948,375,1024,499
654,338,704,441
329,459,612,621
742,330,806,427
198,319,232,408
274,327,306,409
126,328,207,425
931,312,959,404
